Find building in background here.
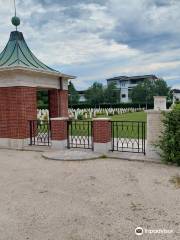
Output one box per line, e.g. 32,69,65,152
107,75,158,103
172,89,180,103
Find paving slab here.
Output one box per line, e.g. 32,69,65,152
42,149,102,161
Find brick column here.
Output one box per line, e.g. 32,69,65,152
0,87,37,149
51,117,68,150
93,118,111,153
49,89,68,118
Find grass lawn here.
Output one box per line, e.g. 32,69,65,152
97,111,147,122
69,112,147,139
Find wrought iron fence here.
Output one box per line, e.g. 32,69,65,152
111,121,146,154
29,120,51,146
67,120,93,149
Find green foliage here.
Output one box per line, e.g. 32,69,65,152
69,79,172,108
131,79,152,103
154,79,171,97
158,105,180,165
85,82,105,106
131,79,171,104
104,82,120,104
84,81,120,106
37,91,48,109
68,81,80,106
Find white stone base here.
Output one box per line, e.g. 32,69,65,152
93,142,111,154
51,140,67,150
146,144,161,160
0,138,29,150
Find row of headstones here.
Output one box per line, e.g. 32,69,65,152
37,107,145,121
37,109,49,121
37,96,167,121
68,108,145,119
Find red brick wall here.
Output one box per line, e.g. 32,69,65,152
49,89,68,118
49,89,58,118
59,90,68,117
93,120,111,143
51,120,67,140
0,87,37,139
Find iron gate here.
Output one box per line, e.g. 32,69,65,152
111,121,146,154
29,120,51,146
67,120,93,149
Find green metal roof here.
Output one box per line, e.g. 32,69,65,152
0,31,58,73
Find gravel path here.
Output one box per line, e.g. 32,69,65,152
0,149,179,240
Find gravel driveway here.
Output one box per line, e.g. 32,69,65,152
0,149,179,240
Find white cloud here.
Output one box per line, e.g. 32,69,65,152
172,84,180,89
16,2,139,65
0,0,180,89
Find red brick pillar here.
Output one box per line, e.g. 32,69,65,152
51,118,68,149
0,87,37,149
93,118,111,153
49,89,68,118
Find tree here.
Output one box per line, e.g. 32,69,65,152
68,81,80,106
153,78,171,98
131,78,171,104
104,82,119,104
85,82,104,106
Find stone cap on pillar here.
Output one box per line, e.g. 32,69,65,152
93,118,111,121
154,96,167,111
51,117,69,121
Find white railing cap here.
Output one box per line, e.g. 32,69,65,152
51,117,69,121
92,118,111,121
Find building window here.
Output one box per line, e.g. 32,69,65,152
122,94,126,98
121,81,126,87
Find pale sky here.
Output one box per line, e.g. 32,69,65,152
0,0,180,90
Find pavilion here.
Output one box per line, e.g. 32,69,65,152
0,14,75,149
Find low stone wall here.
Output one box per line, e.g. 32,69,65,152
0,108,168,161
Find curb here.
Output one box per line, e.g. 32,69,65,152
42,154,101,161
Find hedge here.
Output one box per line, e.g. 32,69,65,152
157,104,180,165
68,102,172,109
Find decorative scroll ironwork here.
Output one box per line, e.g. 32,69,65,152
29,120,51,146
111,121,146,154
67,120,93,149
